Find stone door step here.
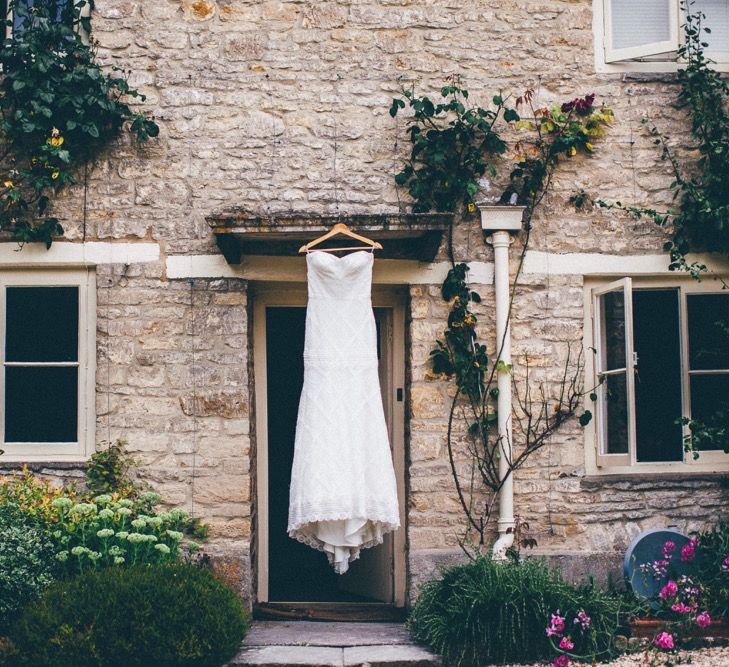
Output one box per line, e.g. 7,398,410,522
229,621,442,667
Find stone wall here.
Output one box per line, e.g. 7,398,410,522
0,0,728,607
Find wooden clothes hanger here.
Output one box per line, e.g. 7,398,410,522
298,222,383,254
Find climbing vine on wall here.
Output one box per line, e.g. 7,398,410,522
0,0,158,247
392,81,613,551
575,3,729,279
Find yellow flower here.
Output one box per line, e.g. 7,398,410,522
51,171,60,180
585,142,594,152
49,136,64,147
467,202,477,214
3,181,13,188
569,146,577,157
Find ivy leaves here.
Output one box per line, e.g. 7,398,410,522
0,0,159,247
390,79,517,214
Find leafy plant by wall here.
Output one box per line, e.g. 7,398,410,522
0,0,158,247
6,562,248,667
408,556,627,666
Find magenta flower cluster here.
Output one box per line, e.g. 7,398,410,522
654,631,675,650
545,609,592,667
721,555,729,572
560,93,595,116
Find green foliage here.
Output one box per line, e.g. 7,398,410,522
505,91,613,212
390,78,513,213
86,439,140,497
0,504,56,634
0,0,159,247
50,492,193,576
408,556,627,666
694,520,729,619
582,4,729,276
7,562,248,667
0,466,67,523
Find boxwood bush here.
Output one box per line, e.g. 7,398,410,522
7,562,248,667
0,504,56,634
408,556,627,666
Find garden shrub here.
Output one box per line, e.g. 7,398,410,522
0,504,56,634
51,492,195,576
8,562,248,667
694,520,729,619
408,556,626,666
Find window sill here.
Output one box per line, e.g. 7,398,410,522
0,459,89,471
581,471,729,489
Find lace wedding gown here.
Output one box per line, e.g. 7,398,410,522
287,250,400,574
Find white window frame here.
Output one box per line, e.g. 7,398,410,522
594,0,729,73
0,268,96,462
584,275,729,475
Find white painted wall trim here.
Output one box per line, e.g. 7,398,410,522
0,242,160,267
524,251,729,276
167,254,495,285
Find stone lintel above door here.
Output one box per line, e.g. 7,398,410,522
206,211,453,264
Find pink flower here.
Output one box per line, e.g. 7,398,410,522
574,610,592,630
681,543,696,562
696,611,712,629
671,602,692,614
722,555,729,572
659,581,678,599
662,540,677,558
546,611,566,638
559,636,575,651
552,656,570,667
654,631,675,650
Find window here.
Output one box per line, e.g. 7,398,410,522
588,277,729,472
595,0,729,71
0,270,95,460
2,0,88,41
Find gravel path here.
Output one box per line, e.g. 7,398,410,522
503,646,729,666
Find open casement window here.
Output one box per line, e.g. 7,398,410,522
604,0,679,63
592,278,635,467
0,269,95,461
590,277,729,471
603,0,729,65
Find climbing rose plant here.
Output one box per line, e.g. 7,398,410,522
0,0,158,247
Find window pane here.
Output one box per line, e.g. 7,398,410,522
634,290,683,462
5,366,78,442
600,290,627,371
694,0,729,52
688,293,729,370
690,374,729,451
5,286,78,362
604,372,630,454
611,0,672,49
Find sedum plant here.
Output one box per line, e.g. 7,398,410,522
51,492,198,576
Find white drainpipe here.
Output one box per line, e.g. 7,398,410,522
479,206,525,560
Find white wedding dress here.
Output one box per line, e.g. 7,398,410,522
287,250,400,574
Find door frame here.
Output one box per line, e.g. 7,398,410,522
251,282,407,607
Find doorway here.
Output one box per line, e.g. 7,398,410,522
252,285,406,611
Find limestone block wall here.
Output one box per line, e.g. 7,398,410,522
0,0,728,606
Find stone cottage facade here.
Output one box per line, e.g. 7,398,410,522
1,0,728,612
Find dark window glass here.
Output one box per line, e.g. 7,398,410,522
633,290,683,462
12,0,72,34
5,366,77,442
604,373,629,454
601,290,627,371
687,294,729,371
6,286,78,362
690,374,729,451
